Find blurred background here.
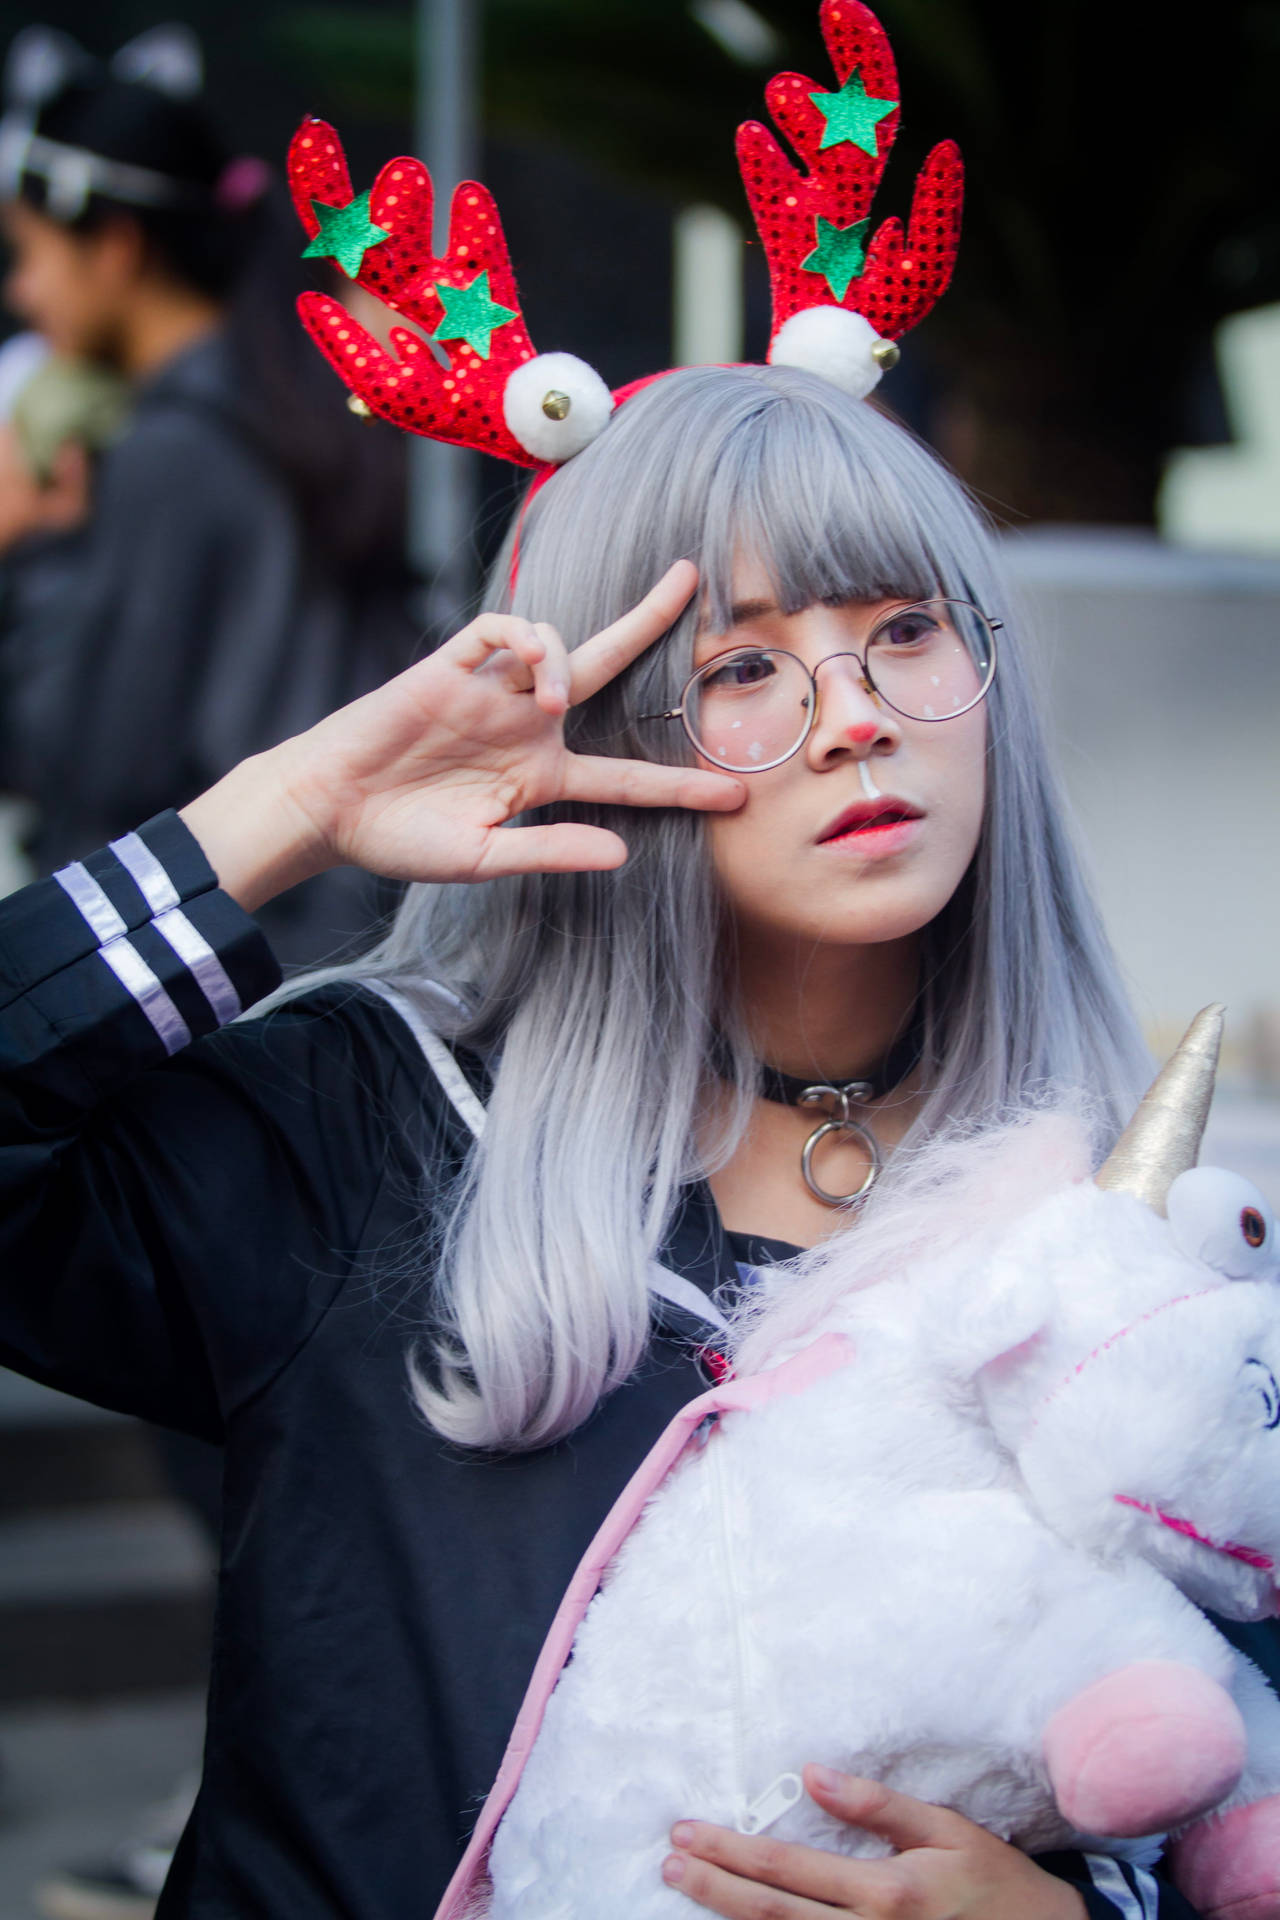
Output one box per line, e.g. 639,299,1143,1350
0,2,1277,1915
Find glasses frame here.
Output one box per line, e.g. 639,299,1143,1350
639,599,1002,775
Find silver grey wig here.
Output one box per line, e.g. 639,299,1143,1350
277,365,1150,1451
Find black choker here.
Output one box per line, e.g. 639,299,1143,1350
757,1022,923,1111
756,1020,924,1209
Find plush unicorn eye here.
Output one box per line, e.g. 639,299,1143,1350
1167,1167,1278,1279
1242,1359,1280,1429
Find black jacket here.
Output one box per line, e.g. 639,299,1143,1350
0,813,1213,1918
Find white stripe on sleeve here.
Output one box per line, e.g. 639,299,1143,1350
152,908,242,1025
108,832,181,914
54,861,128,945
1129,1866,1160,1920
1084,1855,1159,1920
58,846,240,1034
96,936,191,1056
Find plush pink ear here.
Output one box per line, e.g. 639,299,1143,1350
981,1329,1047,1385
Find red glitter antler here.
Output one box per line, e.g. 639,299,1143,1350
286,2,964,470
737,0,962,350
288,118,542,466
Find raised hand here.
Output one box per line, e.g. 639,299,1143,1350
663,1768,1088,1919
181,561,745,912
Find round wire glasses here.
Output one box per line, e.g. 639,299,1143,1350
640,599,1001,774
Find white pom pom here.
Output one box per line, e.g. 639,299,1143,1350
503,352,615,462
768,307,895,402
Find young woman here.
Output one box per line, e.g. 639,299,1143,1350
2,363,1190,1920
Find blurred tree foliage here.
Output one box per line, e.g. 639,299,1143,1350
275,0,1280,523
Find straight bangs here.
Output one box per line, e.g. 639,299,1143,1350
695,392,943,634
501,365,998,772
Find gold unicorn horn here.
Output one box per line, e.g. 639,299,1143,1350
1094,1005,1225,1214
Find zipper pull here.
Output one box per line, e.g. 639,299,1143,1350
735,1772,803,1835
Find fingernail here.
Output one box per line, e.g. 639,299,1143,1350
670,1822,695,1847
662,1854,687,1885
810,1764,844,1792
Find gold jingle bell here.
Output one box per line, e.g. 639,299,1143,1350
346,394,374,419
541,390,572,421
871,339,901,371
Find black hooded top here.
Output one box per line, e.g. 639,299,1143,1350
0,811,1230,1919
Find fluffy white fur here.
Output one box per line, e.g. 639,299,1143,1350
502,352,614,462
482,1111,1280,1919
768,306,887,400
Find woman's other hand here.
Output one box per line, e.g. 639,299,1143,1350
663,1768,1088,1919
180,560,745,912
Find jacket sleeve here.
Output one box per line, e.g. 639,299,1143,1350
0,811,410,1440
1037,1850,1202,1917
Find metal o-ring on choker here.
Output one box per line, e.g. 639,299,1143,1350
756,1021,921,1208
795,1082,883,1207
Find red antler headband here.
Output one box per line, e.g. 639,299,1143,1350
287,0,962,470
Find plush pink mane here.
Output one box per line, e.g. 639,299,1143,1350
731,1104,1095,1374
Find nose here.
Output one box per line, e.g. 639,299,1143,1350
803,651,901,768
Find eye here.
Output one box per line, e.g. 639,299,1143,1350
1243,1359,1280,1429
701,650,779,691
876,609,941,649
1167,1167,1278,1280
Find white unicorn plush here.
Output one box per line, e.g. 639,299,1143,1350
441,1009,1280,1920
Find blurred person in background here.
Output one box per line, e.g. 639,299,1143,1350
0,23,419,968
0,31,419,1918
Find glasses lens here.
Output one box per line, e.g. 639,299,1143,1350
685,649,812,770
864,601,995,722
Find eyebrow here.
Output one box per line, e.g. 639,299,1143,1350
726,597,780,626
694,595,781,648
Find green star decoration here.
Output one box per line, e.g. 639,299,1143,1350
802,215,871,302
430,270,518,360
301,190,390,279
809,69,898,157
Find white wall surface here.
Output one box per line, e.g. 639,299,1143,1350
1160,302,1280,556
1002,527,1280,1073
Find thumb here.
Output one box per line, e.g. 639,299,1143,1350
802,1767,966,1852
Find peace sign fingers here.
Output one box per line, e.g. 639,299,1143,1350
568,559,700,705
561,752,744,815
444,612,572,717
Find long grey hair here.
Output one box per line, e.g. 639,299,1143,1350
276,364,1150,1452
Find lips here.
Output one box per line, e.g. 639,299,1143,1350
817,799,923,845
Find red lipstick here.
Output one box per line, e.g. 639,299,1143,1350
817,799,923,848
